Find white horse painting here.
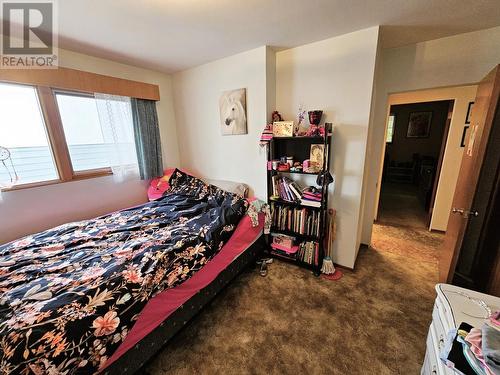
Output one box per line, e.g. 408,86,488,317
219,88,247,135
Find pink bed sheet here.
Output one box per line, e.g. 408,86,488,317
104,211,264,369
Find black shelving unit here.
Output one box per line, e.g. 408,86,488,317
265,131,332,275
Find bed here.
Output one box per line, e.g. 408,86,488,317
0,169,264,374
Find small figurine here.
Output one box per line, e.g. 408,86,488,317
272,111,283,123
290,161,303,172
305,110,323,136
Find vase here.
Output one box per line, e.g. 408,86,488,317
308,110,323,126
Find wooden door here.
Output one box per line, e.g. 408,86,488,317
439,65,500,283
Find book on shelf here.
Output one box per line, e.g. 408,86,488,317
271,175,303,202
297,241,320,266
271,204,321,237
299,199,322,208
302,187,322,200
288,183,302,200
302,193,321,201
271,177,324,208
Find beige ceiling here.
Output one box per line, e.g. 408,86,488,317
53,0,500,73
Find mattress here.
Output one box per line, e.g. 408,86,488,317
103,211,264,370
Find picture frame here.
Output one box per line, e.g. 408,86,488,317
460,126,470,147
273,121,294,137
309,144,325,170
219,88,247,135
465,101,474,124
407,111,432,138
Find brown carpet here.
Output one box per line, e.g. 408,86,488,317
146,219,443,374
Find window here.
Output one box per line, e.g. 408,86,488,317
0,82,59,186
55,93,111,172
386,114,395,143
0,67,159,189
0,82,136,190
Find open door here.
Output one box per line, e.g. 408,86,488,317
439,65,500,283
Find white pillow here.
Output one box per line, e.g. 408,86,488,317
204,178,249,197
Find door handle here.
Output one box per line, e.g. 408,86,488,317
452,208,479,217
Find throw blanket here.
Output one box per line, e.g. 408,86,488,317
0,170,247,374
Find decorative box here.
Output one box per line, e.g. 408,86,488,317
273,121,294,137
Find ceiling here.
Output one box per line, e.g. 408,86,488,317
48,0,500,72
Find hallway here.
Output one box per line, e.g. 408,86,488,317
375,181,443,272
377,182,430,230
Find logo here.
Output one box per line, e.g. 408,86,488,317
1,0,58,69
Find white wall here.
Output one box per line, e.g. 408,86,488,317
276,27,380,268
265,46,277,123
173,46,270,198
173,29,380,268
385,86,478,231
0,49,177,244
361,26,500,243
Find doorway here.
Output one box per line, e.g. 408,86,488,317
372,85,478,234
368,70,499,297
370,86,478,276
378,100,454,230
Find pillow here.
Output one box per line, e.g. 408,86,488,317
147,168,176,201
166,169,210,199
203,178,249,198
165,170,249,218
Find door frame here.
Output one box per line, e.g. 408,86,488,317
373,86,478,231
427,101,455,226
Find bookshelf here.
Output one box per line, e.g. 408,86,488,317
266,130,332,275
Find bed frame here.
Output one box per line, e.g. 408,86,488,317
102,234,265,375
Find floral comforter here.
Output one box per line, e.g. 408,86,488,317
0,170,248,374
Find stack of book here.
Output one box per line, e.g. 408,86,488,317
270,176,302,202
300,187,322,208
297,241,319,266
271,204,321,237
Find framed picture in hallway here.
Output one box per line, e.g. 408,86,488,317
465,101,474,124
407,111,432,138
460,126,470,147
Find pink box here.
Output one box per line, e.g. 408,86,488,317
272,234,294,248
271,243,299,254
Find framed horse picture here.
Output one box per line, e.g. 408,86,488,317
219,88,247,135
